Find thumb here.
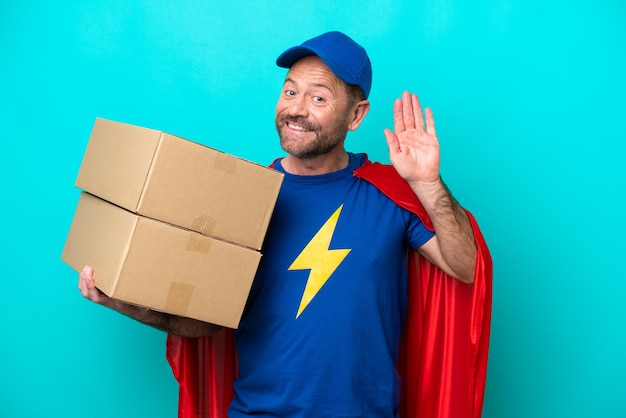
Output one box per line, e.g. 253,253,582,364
383,128,399,155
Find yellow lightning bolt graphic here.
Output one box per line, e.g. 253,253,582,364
289,205,351,318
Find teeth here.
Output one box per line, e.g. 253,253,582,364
287,122,308,132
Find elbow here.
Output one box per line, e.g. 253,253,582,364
446,262,475,284
440,262,475,284
458,271,475,285
457,242,478,284
451,253,477,284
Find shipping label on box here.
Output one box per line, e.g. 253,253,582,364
76,118,283,250
62,192,260,328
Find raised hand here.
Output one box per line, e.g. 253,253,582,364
383,91,440,186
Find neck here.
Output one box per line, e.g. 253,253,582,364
281,150,349,175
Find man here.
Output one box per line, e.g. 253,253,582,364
79,31,491,417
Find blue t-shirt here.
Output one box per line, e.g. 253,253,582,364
229,153,434,418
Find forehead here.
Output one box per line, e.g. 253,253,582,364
285,55,346,92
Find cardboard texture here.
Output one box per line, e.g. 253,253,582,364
76,118,283,250
62,192,261,328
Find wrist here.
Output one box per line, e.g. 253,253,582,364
409,177,457,215
408,177,445,198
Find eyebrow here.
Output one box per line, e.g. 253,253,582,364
284,77,333,93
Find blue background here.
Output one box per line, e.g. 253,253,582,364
1,1,624,417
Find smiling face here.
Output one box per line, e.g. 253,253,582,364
275,55,360,161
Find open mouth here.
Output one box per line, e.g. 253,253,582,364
286,121,312,132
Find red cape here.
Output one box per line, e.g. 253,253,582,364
166,160,492,418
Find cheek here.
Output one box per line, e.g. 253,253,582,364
275,101,299,120
275,100,285,117
275,95,290,113
313,110,335,129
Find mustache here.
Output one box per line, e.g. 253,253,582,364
277,115,318,131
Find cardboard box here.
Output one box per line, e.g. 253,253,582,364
62,192,261,328
76,118,283,250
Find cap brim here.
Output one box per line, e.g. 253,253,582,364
276,46,318,68
276,46,357,87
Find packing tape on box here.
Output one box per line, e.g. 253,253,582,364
213,152,237,174
186,232,213,253
165,282,194,315
191,215,217,237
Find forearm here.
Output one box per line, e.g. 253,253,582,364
101,297,222,338
79,266,221,337
410,177,477,282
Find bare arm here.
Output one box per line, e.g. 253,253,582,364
410,179,477,282
78,266,221,337
383,91,477,283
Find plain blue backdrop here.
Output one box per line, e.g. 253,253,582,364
1,1,624,417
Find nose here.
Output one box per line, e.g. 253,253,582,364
287,95,308,118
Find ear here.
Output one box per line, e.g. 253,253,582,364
347,100,370,131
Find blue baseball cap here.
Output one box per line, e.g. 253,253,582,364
276,31,372,99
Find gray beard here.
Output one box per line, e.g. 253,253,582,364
276,115,349,159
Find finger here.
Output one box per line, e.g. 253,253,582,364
79,266,96,298
78,266,87,293
78,278,85,296
383,128,400,155
425,107,436,136
80,265,93,279
393,98,405,133
411,94,424,130
402,91,415,129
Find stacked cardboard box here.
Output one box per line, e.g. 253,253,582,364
62,118,283,328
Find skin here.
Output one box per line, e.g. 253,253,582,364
78,266,220,337
275,56,370,175
78,54,477,337
383,91,477,282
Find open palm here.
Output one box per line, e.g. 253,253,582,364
383,91,440,184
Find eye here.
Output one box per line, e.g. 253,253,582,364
284,89,296,97
313,96,325,103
